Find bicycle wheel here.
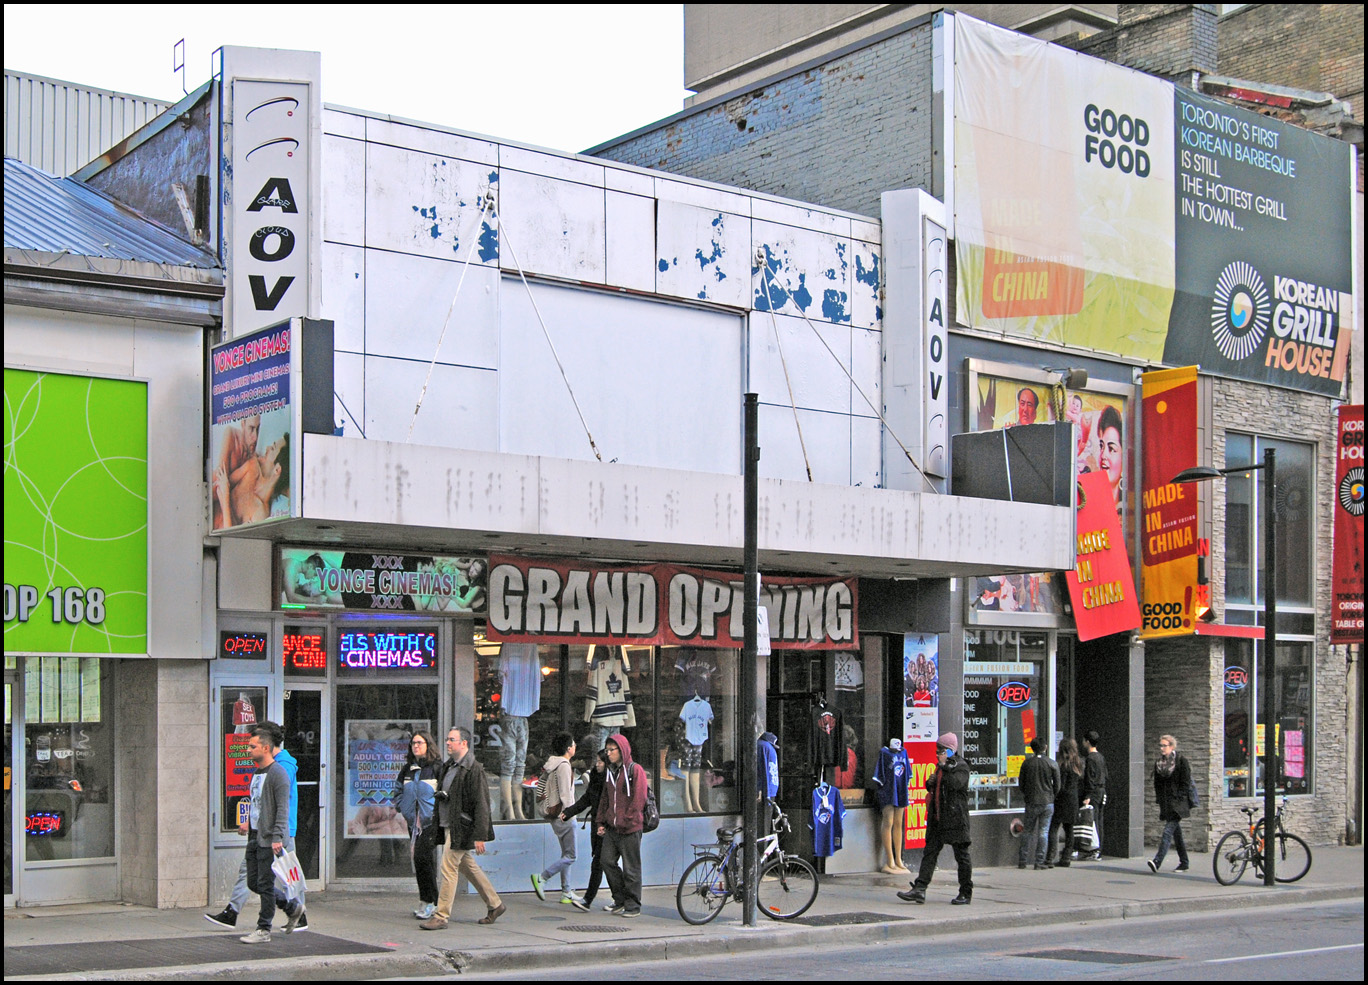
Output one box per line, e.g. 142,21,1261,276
756,856,818,920
677,854,730,925
1212,830,1249,885
1269,832,1312,883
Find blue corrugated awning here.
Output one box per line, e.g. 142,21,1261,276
4,157,216,268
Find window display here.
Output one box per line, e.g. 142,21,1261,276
220,685,269,833
1223,640,1313,797
962,630,1047,812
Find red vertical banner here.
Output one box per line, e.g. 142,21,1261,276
1331,405,1364,644
1139,366,1201,638
903,742,938,850
1066,470,1142,640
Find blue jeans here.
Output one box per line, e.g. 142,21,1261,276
1153,818,1189,868
1020,803,1054,866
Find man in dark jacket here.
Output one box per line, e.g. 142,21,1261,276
897,732,973,905
1018,736,1060,869
596,733,647,917
1080,730,1108,860
421,727,505,929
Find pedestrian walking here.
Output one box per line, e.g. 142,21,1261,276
1079,730,1108,859
897,732,973,905
1018,736,1059,869
531,731,581,905
421,727,506,929
1148,733,1192,873
562,747,610,911
597,733,647,917
1045,737,1083,867
238,724,305,943
395,730,442,919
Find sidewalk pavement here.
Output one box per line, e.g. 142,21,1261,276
5,846,1363,981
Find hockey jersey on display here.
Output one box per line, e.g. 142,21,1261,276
585,648,636,728
811,704,845,767
873,745,912,808
758,734,780,798
811,782,846,857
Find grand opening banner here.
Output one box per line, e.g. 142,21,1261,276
953,15,1353,397
487,556,857,649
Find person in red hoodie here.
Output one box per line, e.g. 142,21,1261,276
595,733,647,917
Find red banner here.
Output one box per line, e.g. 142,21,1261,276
1066,470,1142,641
902,742,938,850
1139,366,1201,638
486,556,857,649
1332,405,1364,644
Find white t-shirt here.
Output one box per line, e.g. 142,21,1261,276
679,696,714,746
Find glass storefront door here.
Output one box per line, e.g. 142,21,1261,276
283,686,326,886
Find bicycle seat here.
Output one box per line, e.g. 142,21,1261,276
716,825,742,842
1239,806,1259,817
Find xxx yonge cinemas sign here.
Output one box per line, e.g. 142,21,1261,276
486,556,858,649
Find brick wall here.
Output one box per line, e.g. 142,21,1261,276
1143,379,1347,851
596,23,934,220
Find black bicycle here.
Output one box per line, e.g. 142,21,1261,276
1213,795,1312,886
675,800,819,924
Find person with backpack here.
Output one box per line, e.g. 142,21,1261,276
531,732,580,904
596,733,648,917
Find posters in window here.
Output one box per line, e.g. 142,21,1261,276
344,719,428,839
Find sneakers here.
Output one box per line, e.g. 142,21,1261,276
284,905,306,934
294,911,310,933
602,901,620,911
621,908,640,918
1146,859,1158,873
478,903,507,925
560,892,585,906
205,907,238,929
568,896,591,912
239,928,271,944
413,903,436,920
1175,863,1190,872
951,892,972,906
606,902,627,914
530,873,546,900
419,916,449,931
896,888,925,904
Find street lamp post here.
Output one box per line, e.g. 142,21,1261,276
1172,446,1277,886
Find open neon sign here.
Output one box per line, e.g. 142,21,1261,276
338,630,437,670
26,811,65,837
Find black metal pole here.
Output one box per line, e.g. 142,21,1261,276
741,393,759,924
1262,446,1277,886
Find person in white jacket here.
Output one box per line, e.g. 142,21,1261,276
531,732,581,905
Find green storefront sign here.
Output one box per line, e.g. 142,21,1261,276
4,369,148,654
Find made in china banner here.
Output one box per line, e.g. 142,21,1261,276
1065,470,1141,641
1332,405,1364,644
1139,367,1201,638
486,556,857,649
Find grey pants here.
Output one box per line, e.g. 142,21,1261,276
231,834,302,913
540,817,577,891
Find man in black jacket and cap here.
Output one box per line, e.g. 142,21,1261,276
898,732,973,905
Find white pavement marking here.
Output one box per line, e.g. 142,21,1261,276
1204,942,1363,964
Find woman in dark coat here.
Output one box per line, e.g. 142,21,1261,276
395,731,442,918
560,747,610,911
1045,738,1082,867
1148,733,1192,872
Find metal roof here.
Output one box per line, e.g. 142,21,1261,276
3,157,216,268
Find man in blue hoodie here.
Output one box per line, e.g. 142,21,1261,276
596,733,647,917
206,722,307,931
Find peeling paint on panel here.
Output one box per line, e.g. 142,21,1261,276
658,258,671,272
821,288,850,323
478,220,498,262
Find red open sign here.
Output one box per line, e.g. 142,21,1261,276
996,682,1032,708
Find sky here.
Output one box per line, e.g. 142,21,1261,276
3,4,688,154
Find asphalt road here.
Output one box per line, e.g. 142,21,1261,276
444,898,1365,981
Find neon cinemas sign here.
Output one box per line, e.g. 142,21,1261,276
284,631,326,670
338,630,437,670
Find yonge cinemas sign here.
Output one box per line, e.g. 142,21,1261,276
487,556,857,649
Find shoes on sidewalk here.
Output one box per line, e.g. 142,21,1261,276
531,873,546,900
621,908,641,918
1034,864,1050,870
413,903,436,920
951,892,972,906
239,928,271,944
1175,863,1190,872
1146,859,1158,873
479,903,507,925
419,916,449,930
896,888,925,903
204,907,238,929
569,896,591,911
606,902,627,914
284,905,306,934
293,912,310,933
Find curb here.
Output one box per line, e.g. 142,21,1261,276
29,882,1360,981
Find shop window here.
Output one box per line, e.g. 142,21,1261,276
24,657,115,860
219,686,269,834
1222,640,1314,797
962,631,1047,812
1224,435,1315,609
658,647,738,815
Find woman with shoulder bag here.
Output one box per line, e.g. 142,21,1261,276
395,731,442,919
1045,738,1083,867
1148,734,1192,873
530,732,580,904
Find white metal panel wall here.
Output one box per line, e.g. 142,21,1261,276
4,72,167,176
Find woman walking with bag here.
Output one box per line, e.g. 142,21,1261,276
560,747,610,911
1045,738,1083,867
531,732,580,905
396,731,442,919
1148,734,1192,872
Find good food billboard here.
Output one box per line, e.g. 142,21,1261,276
952,15,1353,397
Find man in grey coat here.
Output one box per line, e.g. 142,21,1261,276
239,725,305,943
1018,736,1060,869
421,727,505,929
